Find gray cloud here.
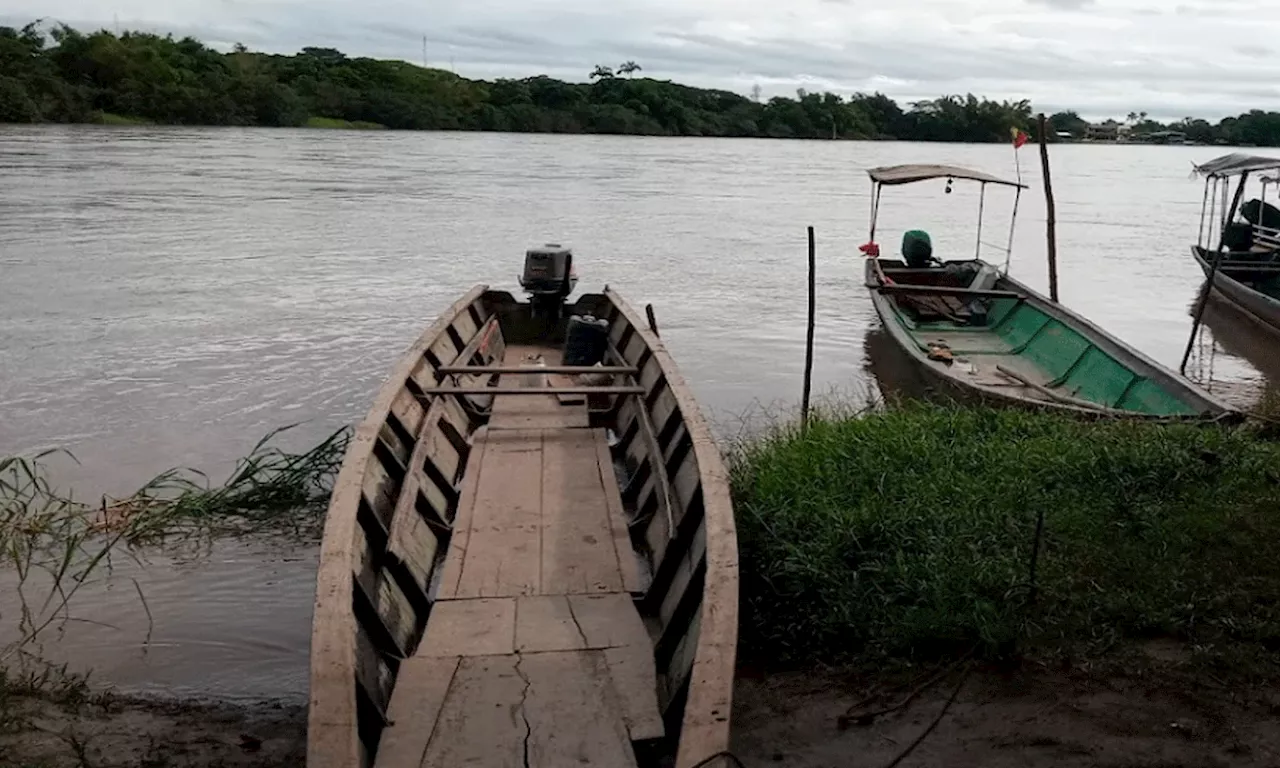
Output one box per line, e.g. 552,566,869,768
1026,0,1094,9
3,0,1279,120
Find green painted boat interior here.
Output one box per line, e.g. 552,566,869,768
887,291,1200,416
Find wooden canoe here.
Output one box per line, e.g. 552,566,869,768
308,286,739,768
865,258,1238,420
1192,245,1280,334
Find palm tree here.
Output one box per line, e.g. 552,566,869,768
617,61,642,78
589,65,614,80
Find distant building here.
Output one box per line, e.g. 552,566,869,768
1090,121,1121,140
1086,121,1126,141
1135,130,1188,145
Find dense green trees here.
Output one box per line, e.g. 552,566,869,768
5,22,1280,146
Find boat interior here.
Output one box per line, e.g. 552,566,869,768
310,281,734,768
873,259,1201,415
1196,196,1280,294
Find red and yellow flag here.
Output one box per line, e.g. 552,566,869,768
1011,127,1029,149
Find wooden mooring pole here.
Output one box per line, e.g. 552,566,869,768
1038,113,1060,303
802,226,816,430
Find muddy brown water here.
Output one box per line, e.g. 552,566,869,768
1,127,1275,703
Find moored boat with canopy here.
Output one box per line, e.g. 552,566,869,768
863,163,1237,419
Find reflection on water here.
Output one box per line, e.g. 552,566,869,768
4,127,1280,702
863,326,934,405
0,539,317,703
1186,286,1280,416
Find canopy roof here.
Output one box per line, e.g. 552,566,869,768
867,163,1026,189
1193,153,1280,179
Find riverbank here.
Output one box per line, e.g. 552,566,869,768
6,661,1277,767
8,22,1280,144
726,404,1280,764
7,406,1280,764
0,670,305,768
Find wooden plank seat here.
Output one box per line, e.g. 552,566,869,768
900,293,973,322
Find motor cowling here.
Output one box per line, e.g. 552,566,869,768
520,244,577,299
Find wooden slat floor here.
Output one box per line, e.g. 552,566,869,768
375,346,660,768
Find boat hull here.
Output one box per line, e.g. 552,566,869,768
308,287,738,768
864,258,1236,420
1191,246,1280,334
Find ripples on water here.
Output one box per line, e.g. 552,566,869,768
0,126,1271,700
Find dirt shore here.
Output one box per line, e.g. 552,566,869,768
733,661,1280,767
0,693,304,768
4,661,1278,767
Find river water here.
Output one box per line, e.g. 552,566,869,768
0,126,1273,703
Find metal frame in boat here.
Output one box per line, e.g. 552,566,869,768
866,163,1027,272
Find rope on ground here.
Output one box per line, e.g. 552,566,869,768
838,646,976,728
687,750,748,768
877,663,972,768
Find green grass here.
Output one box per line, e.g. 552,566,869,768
731,404,1280,673
304,116,386,130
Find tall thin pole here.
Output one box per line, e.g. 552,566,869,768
802,226,817,431
975,182,986,260
1182,171,1250,374
1038,114,1059,303
422,35,427,67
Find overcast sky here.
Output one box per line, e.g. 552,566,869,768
3,0,1279,120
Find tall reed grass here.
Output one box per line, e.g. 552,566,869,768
0,426,349,663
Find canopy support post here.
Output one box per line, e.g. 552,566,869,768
1197,178,1210,248
868,181,882,243
1182,171,1250,375
1003,187,1021,275
975,182,986,260
1207,177,1219,249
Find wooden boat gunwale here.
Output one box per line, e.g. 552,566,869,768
865,258,1238,419
606,289,739,768
308,283,739,768
309,285,489,768
1191,245,1280,333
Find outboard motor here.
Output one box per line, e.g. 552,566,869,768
519,243,578,320
902,230,934,269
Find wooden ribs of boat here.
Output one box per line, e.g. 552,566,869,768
309,286,738,768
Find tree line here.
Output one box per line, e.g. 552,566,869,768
5,22,1280,146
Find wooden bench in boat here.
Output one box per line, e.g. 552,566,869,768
309,287,739,768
